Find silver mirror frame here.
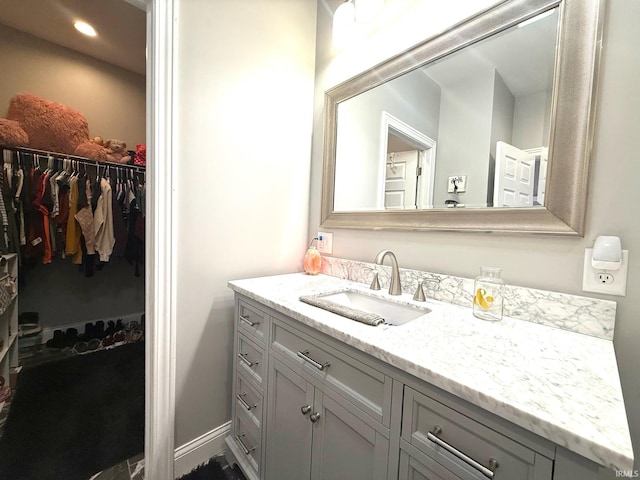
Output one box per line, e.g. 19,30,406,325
321,0,604,236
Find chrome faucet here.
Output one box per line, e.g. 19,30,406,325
373,250,402,295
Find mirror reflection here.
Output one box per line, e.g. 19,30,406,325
333,7,559,212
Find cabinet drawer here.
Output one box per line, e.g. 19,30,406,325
399,447,484,480
402,386,552,479
237,334,265,389
238,299,268,345
235,372,263,428
270,317,392,426
234,407,262,478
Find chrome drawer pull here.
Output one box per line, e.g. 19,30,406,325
309,412,321,423
297,350,330,371
301,405,312,415
236,393,256,411
240,314,260,327
236,433,256,455
238,353,258,368
427,426,498,479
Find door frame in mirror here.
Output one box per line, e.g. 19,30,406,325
321,0,604,235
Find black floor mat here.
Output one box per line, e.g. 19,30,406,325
0,342,144,480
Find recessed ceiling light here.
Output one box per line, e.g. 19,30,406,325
74,21,97,37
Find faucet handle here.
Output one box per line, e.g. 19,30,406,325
413,277,440,302
413,280,426,302
370,271,381,291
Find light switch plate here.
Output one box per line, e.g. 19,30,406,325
447,175,467,193
582,248,629,296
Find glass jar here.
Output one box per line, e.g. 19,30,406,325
473,267,504,321
303,245,322,275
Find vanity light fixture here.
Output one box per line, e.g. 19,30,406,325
333,0,356,48
74,21,97,37
355,0,384,23
333,0,384,47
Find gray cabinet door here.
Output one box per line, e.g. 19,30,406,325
265,358,314,480
310,389,390,480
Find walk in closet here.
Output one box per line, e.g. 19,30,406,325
0,145,146,348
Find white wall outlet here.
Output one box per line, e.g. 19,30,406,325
447,175,467,193
582,248,629,296
317,232,333,255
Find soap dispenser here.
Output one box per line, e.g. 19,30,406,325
303,238,322,275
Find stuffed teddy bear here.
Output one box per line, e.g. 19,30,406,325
0,93,138,165
0,119,29,148
104,139,131,164
2,93,91,155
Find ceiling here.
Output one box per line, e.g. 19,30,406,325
424,8,559,98
0,0,146,75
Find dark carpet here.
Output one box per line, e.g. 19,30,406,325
0,342,145,480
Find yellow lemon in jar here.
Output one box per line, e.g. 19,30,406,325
474,288,494,310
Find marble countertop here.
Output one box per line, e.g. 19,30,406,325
228,272,634,472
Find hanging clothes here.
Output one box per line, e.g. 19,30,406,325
94,177,114,262
0,147,145,277
111,175,128,258
74,177,96,255
65,175,83,264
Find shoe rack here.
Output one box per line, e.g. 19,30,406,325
0,254,18,392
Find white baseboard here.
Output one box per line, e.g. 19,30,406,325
174,421,231,479
38,311,144,344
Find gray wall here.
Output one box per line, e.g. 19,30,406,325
334,68,440,210
0,23,146,148
20,258,144,331
513,90,552,149
434,68,494,206
174,0,317,447
310,0,640,469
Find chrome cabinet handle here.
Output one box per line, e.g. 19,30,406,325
236,393,256,411
427,426,498,479
309,412,321,423
297,350,330,371
239,314,260,327
238,353,258,368
236,433,256,455
301,405,312,415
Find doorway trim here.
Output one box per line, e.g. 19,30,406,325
126,0,177,478
380,111,437,209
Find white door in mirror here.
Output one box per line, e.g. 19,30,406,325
582,248,629,296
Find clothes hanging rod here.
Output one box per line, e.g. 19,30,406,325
0,145,146,172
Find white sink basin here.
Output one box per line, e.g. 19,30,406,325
317,290,430,326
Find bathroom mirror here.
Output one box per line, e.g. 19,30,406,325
321,0,604,235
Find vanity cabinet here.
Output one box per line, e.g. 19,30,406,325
226,297,269,480
227,292,621,480
266,316,393,480
400,387,553,480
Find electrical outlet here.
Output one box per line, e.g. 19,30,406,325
582,248,628,296
317,232,333,255
595,272,614,284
